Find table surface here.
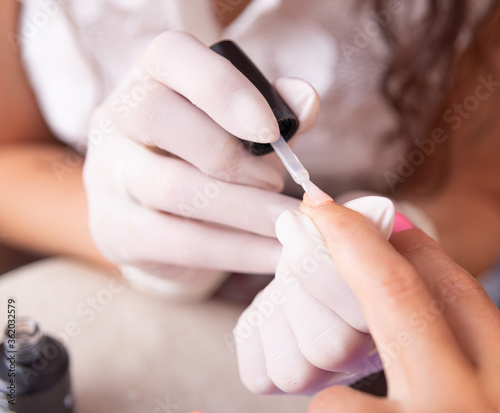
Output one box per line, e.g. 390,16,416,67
0,258,311,413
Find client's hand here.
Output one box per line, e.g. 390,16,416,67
305,198,500,412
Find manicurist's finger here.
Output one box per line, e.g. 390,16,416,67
275,197,394,333
273,77,320,134
279,280,373,372
140,31,279,143
234,302,282,395
123,149,299,238
101,79,284,191
86,195,282,274
275,210,368,332
258,301,333,394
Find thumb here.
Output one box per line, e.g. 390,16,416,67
308,386,392,413
274,77,320,134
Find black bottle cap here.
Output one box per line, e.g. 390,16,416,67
210,40,299,156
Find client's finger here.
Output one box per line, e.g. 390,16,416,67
300,195,468,383
391,229,500,365
308,386,395,413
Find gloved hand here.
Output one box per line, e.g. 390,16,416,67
234,196,395,394
83,31,320,300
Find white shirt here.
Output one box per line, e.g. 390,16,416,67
18,0,489,195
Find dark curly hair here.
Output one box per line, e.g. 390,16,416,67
375,0,500,196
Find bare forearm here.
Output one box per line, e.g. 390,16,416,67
406,186,500,276
0,140,113,269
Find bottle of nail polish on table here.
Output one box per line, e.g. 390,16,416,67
0,317,73,412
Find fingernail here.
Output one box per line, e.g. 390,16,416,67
392,212,414,233
301,192,334,208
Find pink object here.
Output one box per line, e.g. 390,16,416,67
393,212,414,233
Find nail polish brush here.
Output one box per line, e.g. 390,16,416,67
210,40,332,205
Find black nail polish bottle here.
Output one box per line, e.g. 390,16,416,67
0,317,74,412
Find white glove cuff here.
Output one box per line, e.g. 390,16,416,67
395,201,439,241
120,265,229,302
335,190,439,241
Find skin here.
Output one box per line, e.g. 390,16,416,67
0,1,499,276
403,10,500,275
0,0,253,269
212,0,253,27
301,196,500,412
0,1,112,269
2,1,500,409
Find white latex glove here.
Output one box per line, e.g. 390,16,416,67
336,191,439,241
83,31,320,300
234,196,395,394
